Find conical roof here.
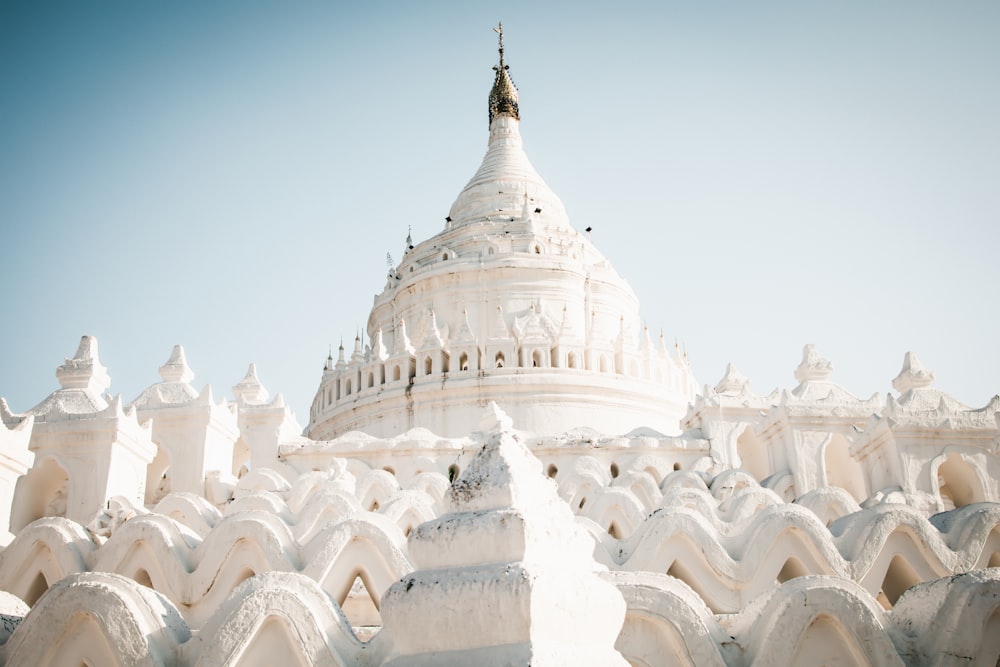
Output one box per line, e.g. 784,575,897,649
447,27,569,230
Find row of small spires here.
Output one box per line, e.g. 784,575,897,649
7,337,277,417
321,327,689,372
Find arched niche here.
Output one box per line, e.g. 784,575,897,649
10,457,70,532
936,452,987,510
823,434,867,502
736,425,769,482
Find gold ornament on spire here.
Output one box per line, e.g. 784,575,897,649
488,21,520,123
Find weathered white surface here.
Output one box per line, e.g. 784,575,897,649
0,414,33,544
130,345,239,502
380,413,628,665
0,37,999,667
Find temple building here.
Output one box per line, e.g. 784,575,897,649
1,28,999,666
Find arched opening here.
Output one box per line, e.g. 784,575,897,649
335,381,341,400
599,355,609,373
547,464,558,479
607,521,621,539
459,352,469,371
23,571,49,606
776,556,810,584
495,351,505,368
938,453,986,509
448,464,460,483
345,379,352,395
10,457,70,532
133,568,154,589
567,351,578,369
442,252,449,260
424,356,433,375
673,462,682,471
531,349,543,368
487,247,495,255
367,372,374,388
879,555,922,607
610,462,620,479
823,434,866,502
340,573,383,641
393,365,401,382
534,245,541,254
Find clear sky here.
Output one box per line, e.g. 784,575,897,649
1,1,998,426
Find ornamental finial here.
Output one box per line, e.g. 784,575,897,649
494,21,505,67
488,22,519,123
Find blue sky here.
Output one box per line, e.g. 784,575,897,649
1,1,998,424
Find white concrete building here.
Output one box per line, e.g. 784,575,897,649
1,29,999,666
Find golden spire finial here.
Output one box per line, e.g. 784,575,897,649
494,21,505,67
488,21,519,123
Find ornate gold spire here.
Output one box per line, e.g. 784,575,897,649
488,22,519,123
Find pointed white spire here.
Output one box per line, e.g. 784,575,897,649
794,344,834,384
453,309,477,344
56,335,111,394
490,304,510,339
232,363,269,405
371,328,388,360
394,318,415,356
158,345,194,384
715,363,750,395
892,351,936,394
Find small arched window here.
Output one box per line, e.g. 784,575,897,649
495,352,505,368
424,357,433,375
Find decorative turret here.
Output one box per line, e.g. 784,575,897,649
892,351,935,393
130,345,198,410
794,344,834,384
16,335,113,421
7,337,156,529
232,363,269,406
129,345,238,501
55,335,111,395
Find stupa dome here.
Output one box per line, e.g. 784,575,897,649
306,33,697,440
